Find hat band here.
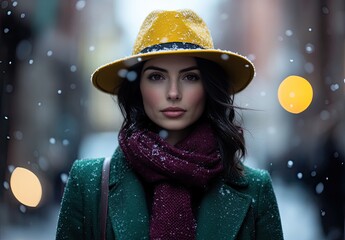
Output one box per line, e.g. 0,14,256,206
139,42,204,54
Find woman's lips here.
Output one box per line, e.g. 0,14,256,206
161,107,186,118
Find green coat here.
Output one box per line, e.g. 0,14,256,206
56,147,283,240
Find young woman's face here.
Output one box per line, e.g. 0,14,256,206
140,55,205,139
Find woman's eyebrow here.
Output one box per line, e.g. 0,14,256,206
143,66,167,73
179,66,199,73
142,66,199,73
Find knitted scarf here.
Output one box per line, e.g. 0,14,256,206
118,122,223,240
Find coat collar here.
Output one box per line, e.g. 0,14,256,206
107,147,252,239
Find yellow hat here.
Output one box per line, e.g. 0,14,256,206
91,9,255,94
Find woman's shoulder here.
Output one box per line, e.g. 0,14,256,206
243,165,272,183
226,165,272,188
66,158,105,191
70,147,123,172
72,157,104,171
69,147,129,182
237,165,277,202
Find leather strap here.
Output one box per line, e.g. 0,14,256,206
100,157,111,240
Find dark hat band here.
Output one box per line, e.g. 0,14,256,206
139,42,204,54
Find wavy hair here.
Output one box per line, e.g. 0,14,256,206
117,57,246,177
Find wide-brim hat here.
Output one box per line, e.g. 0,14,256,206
91,9,255,95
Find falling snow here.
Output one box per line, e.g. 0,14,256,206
287,160,294,168
75,0,86,11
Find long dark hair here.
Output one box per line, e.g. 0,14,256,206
195,58,245,177
117,57,246,177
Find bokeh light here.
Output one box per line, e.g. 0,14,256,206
10,167,42,207
278,75,313,114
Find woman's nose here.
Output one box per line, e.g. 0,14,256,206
167,81,181,101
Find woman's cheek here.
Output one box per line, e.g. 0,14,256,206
142,87,162,110
187,87,205,106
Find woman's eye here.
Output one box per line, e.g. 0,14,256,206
183,73,200,81
148,73,164,81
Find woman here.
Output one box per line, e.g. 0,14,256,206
56,9,284,240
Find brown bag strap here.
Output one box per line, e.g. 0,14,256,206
100,157,111,240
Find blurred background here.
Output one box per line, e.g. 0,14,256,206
0,0,344,239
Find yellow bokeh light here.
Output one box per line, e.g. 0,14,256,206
278,75,313,114
10,167,42,207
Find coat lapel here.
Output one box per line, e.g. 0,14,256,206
196,182,253,240
107,149,150,239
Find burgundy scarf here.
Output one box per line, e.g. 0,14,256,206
118,122,223,239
